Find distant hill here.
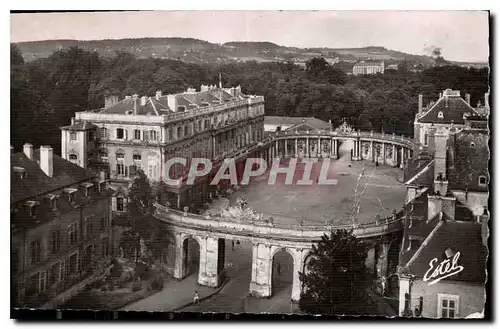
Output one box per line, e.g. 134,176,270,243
14,38,485,68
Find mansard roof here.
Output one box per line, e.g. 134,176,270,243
100,97,169,115
11,149,96,204
265,116,331,131
60,121,98,131
404,220,487,284
417,90,479,125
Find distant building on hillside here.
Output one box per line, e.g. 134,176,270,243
352,60,385,75
385,64,399,71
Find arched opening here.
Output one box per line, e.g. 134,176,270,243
272,249,294,297
301,254,313,294
182,236,200,279
387,241,401,298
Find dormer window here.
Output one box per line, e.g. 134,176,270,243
437,111,444,119
70,132,77,141
46,194,58,211
478,175,487,187
13,166,27,179
470,142,476,147
64,188,78,203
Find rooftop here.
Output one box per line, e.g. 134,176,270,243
11,148,96,204
264,116,331,132
417,89,479,125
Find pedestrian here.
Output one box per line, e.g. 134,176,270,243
193,290,199,305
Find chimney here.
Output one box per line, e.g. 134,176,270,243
156,90,162,101
434,129,449,182
40,145,53,177
140,96,148,106
167,95,177,112
104,95,119,108
485,92,489,109
479,207,489,246
71,118,75,125
439,92,442,98
23,143,33,160
125,95,132,100
441,195,456,220
132,94,138,115
427,195,443,221
465,93,471,105
418,94,423,115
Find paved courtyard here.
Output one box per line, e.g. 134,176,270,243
228,140,406,225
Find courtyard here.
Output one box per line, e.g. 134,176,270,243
224,140,407,226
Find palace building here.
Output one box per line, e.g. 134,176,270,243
11,144,114,309
352,60,385,75
61,84,265,214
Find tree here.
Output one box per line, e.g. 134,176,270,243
299,229,372,315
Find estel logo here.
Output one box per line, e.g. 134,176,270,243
423,250,464,285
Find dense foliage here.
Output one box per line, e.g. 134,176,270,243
299,229,372,315
11,44,489,154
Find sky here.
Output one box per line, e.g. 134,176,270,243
10,11,490,62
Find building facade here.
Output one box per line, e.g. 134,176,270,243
11,144,114,308
61,85,265,214
352,60,385,75
400,108,489,318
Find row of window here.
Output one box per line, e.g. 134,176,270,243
23,238,108,298
30,215,107,265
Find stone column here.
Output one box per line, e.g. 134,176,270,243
335,139,339,159
407,149,411,160
249,243,272,297
382,143,386,164
305,138,309,158
376,242,390,279
400,147,404,169
317,138,321,158
284,139,288,157
275,140,279,158
198,236,222,287
370,141,374,161
358,139,362,160
295,139,298,157
291,249,305,302
392,144,396,167
173,233,185,280
330,139,334,158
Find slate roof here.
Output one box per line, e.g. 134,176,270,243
418,91,479,125
60,121,98,131
404,220,487,284
100,97,169,115
11,149,96,204
265,116,331,131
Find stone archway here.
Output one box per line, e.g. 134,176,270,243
182,236,201,279
271,249,294,298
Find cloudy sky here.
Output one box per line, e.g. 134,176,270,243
11,11,489,62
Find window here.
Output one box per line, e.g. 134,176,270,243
83,215,94,239
116,128,125,140
101,237,108,257
437,111,444,119
69,253,78,275
30,240,41,264
116,197,124,212
134,129,141,140
197,120,202,132
100,216,106,232
49,262,60,285
68,222,78,246
424,133,428,146
116,152,125,161
150,130,158,141
168,129,173,140
479,175,487,186
50,230,61,254
100,127,108,139
117,163,125,176
69,153,78,162
68,192,75,203
70,132,77,141
177,127,182,139
438,294,459,318
184,125,189,137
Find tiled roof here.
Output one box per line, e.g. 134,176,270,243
447,129,490,192
11,149,96,204
418,93,479,124
405,220,487,284
60,121,98,131
100,97,169,115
